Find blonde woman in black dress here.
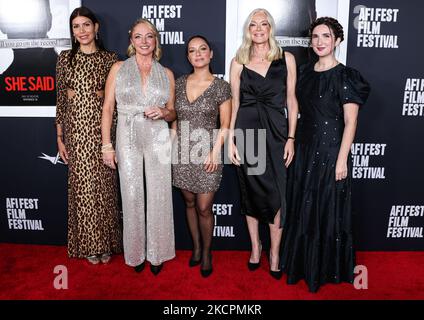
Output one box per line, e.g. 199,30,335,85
172,35,231,277
228,8,299,279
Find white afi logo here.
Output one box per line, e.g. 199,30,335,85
38,152,65,165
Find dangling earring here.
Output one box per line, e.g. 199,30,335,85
95,32,98,40
74,36,77,44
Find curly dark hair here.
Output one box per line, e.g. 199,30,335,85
309,17,344,42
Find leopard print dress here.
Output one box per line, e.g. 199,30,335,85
56,49,122,258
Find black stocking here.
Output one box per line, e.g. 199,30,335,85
196,192,215,270
181,189,201,261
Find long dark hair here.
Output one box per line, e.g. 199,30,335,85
186,35,213,74
69,6,106,68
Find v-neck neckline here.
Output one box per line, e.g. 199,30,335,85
135,56,154,96
185,75,216,105
244,60,274,79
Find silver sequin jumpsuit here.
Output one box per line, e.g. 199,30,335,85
115,57,175,266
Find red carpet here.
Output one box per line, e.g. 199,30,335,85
1,243,423,300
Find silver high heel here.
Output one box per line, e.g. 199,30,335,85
86,255,100,265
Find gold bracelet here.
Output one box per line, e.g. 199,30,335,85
101,143,115,153
101,143,112,149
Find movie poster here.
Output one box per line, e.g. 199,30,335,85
0,0,80,109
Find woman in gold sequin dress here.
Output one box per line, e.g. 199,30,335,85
101,18,176,275
172,35,231,277
55,7,122,264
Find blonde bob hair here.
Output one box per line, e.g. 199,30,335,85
235,8,282,65
127,18,162,60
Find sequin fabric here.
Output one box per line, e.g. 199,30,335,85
115,56,175,266
172,75,231,193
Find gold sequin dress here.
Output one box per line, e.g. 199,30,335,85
172,75,231,193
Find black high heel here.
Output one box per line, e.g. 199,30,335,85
268,252,282,280
134,261,145,273
189,257,202,267
247,242,262,271
150,263,163,275
189,250,202,267
269,269,283,280
247,261,261,271
200,253,213,278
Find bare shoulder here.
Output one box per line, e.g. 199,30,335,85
111,60,124,71
231,57,243,70
284,51,296,72
164,67,175,82
284,51,296,67
108,61,124,79
230,57,243,77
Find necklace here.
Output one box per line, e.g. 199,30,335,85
253,54,266,62
252,49,268,62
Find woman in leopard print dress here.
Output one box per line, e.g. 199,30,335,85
55,7,122,264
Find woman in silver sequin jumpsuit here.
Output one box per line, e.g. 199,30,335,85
101,18,176,275
172,35,231,277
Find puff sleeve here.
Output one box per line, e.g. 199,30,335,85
340,67,371,107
